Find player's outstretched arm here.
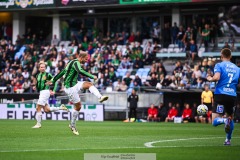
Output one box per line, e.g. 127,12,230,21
74,62,95,79
52,69,66,84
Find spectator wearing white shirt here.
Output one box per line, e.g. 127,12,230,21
51,34,60,46
119,57,131,69
22,69,29,79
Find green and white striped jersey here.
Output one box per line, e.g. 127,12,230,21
52,59,94,88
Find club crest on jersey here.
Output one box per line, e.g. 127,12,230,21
42,76,47,80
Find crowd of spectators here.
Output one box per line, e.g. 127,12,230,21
0,17,239,94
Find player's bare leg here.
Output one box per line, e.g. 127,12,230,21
82,81,108,103
69,102,81,135
44,104,69,112
32,105,43,128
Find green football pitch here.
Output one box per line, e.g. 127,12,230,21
0,120,239,160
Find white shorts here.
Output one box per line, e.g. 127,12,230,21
37,90,50,106
64,81,85,104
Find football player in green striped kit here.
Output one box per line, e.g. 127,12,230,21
49,53,108,135
32,61,69,129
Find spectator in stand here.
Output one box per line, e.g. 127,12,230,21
182,103,192,123
22,68,29,79
165,105,178,122
177,26,185,51
222,42,231,50
22,78,31,93
184,27,192,44
51,34,59,46
143,50,152,65
162,75,172,88
0,75,6,88
108,67,116,82
201,84,213,124
173,61,183,74
157,68,165,81
97,73,108,89
128,89,138,122
119,57,131,69
135,31,143,44
114,80,127,92
172,22,179,44
191,20,198,43
156,74,165,90
144,73,158,88
156,62,167,76
133,57,144,69
147,104,158,122
157,103,168,121
200,67,207,80
189,40,198,62
162,23,171,48
148,67,157,78
152,24,160,44
111,55,120,69
123,72,132,87
13,81,23,93
193,65,202,79
128,32,135,43
134,74,142,86
201,24,210,52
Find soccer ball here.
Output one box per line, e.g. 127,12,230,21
197,104,208,115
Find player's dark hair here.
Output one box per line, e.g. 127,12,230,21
221,48,231,58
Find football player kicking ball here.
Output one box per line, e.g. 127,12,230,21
207,48,240,145
32,61,69,129
48,53,108,135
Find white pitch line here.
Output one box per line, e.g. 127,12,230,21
144,137,229,148
1,137,239,153
0,145,231,153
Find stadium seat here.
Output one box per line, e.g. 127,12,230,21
115,71,120,77
130,75,135,80
174,48,180,53
160,48,168,53
168,44,175,48
143,68,150,72
167,48,174,53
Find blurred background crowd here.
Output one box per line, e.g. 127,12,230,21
0,17,239,94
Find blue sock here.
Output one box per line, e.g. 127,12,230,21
226,120,234,140
212,117,226,126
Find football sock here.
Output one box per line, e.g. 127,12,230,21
49,107,60,112
212,117,226,126
71,109,79,127
89,86,102,99
36,112,42,124
226,120,234,140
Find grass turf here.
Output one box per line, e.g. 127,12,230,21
0,120,239,160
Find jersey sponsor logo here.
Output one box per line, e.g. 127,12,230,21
223,87,234,93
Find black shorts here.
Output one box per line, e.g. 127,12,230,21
203,103,212,111
213,94,237,115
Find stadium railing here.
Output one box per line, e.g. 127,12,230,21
201,52,240,57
